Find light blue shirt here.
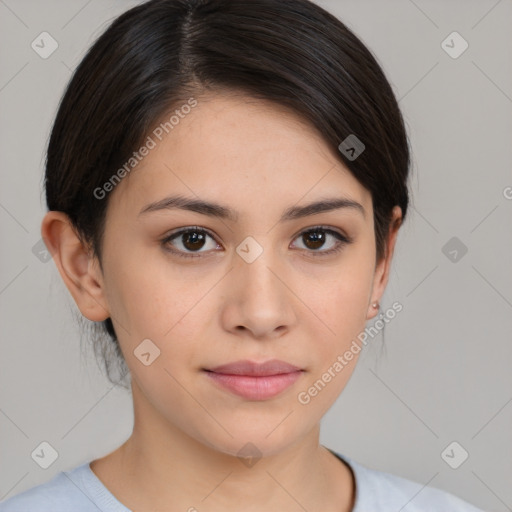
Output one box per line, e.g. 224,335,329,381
0,451,484,511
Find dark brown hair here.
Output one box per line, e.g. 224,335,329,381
45,0,411,385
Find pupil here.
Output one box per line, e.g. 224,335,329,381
305,231,325,250
184,232,205,251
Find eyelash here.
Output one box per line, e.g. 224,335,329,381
161,225,352,260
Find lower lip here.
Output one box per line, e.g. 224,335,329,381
204,370,303,400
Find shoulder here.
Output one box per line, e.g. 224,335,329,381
0,462,104,512
335,452,484,512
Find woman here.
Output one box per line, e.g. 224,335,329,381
0,0,484,510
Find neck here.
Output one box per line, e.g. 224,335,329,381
90,379,355,512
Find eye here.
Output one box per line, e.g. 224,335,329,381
290,226,351,256
161,225,351,259
161,227,221,259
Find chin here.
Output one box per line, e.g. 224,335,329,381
191,418,312,462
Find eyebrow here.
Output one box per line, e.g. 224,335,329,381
138,194,366,221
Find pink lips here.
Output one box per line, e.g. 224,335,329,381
204,359,304,400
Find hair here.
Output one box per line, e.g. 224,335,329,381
44,0,411,387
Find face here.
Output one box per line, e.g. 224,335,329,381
51,92,400,458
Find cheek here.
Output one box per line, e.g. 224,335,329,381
101,240,198,336
296,270,373,412
310,253,375,334
301,249,375,387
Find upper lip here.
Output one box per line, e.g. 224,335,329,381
206,359,303,376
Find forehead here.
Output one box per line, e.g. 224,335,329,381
109,92,372,218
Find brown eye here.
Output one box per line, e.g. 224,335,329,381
162,227,220,258
181,231,207,251
302,230,327,250
292,227,351,256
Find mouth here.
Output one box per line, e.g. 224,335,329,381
203,359,305,401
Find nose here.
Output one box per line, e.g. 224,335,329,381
220,248,298,340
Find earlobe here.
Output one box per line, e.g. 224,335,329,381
366,206,402,320
41,211,110,322
366,301,380,321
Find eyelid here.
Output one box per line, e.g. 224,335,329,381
291,224,351,243
289,225,352,257
160,226,222,259
169,225,218,241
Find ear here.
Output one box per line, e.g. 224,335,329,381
41,211,110,322
367,205,402,320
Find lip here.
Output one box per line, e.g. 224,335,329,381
208,359,302,376
204,359,304,400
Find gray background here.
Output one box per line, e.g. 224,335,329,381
0,0,511,510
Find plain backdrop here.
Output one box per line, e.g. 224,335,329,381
0,0,511,510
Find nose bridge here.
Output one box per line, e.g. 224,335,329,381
235,239,284,301
223,237,296,337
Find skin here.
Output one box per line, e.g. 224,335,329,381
42,92,402,512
